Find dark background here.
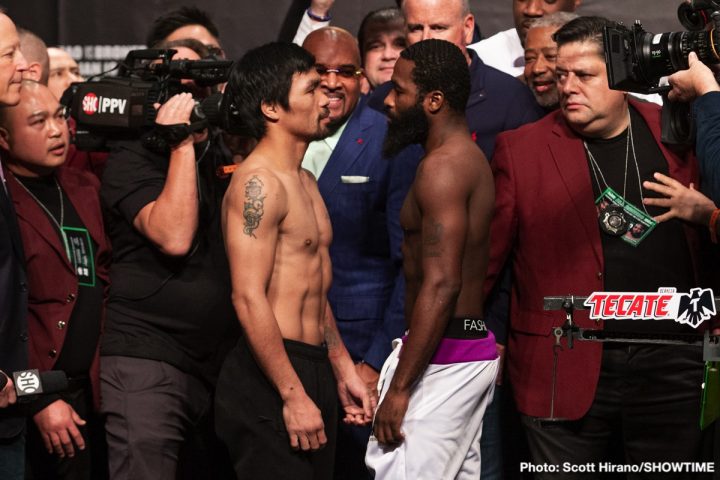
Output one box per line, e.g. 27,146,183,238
0,0,689,74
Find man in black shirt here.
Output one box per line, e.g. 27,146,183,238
486,16,714,477
100,86,237,477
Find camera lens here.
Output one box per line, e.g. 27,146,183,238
638,29,720,81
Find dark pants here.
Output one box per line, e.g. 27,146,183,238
333,422,371,480
216,338,338,480
480,383,503,480
522,344,710,479
25,380,107,480
0,430,24,480
100,356,232,480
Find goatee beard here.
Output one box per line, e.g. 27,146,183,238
382,103,428,158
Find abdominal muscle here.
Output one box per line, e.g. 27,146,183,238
265,243,328,346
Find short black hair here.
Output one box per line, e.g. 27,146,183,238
357,8,404,59
400,39,469,114
552,16,613,55
223,42,315,139
146,6,220,48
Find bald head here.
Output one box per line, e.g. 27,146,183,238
302,27,363,130
0,80,70,177
19,28,49,85
402,0,475,53
303,27,361,66
47,47,83,100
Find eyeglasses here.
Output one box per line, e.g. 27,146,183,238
315,65,363,78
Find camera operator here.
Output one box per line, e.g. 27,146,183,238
668,51,720,204
98,45,237,480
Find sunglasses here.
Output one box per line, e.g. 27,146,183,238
315,65,363,78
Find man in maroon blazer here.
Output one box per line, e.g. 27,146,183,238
486,16,715,475
0,80,110,479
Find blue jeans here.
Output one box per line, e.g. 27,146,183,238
480,383,503,480
0,430,25,480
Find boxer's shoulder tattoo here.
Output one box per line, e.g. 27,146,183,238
243,175,265,238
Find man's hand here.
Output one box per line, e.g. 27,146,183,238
668,52,720,103
282,392,327,451
355,362,379,400
338,366,376,427
155,92,194,125
0,372,16,408
372,388,410,445
154,93,198,149
309,0,334,17
643,172,717,224
33,399,86,458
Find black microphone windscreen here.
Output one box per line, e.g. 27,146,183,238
41,371,69,394
13,370,68,397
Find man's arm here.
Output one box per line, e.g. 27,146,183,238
668,52,720,103
372,155,470,445
642,172,720,335
132,93,199,256
292,0,334,46
323,303,375,426
642,172,717,225
361,145,422,382
223,171,326,452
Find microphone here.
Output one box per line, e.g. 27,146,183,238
12,370,68,398
0,372,7,391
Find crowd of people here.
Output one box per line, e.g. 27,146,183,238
0,1,719,479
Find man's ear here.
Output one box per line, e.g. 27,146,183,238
463,13,475,47
425,90,445,114
260,101,280,122
0,126,11,151
23,63,42,83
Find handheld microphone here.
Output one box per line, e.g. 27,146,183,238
12,370,68,398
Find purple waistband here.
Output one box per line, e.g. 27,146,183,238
401,332,498,365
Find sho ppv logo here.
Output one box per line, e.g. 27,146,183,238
81,92,127,115
584,287,716,328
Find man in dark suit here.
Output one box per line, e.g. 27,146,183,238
486,16,714,476
301,27,420,480
0,10,30,480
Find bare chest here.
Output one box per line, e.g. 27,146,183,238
280,179,331,252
